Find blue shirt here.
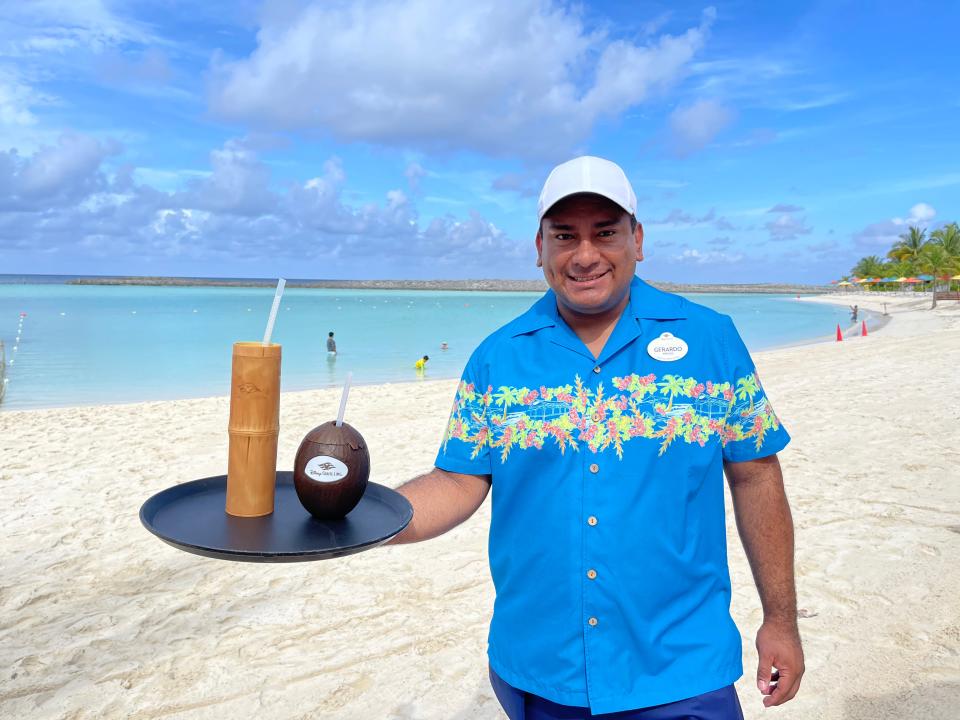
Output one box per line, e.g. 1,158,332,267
434,276,790,714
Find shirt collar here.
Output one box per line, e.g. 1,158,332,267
510,275,687,338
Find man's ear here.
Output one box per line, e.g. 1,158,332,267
535,230,543,267
634,222,644,262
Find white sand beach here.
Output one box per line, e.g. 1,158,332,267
2,292,959,719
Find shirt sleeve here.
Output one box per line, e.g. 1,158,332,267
720,315,790,462
434,353,493,476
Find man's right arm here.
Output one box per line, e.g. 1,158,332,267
384,467,491,545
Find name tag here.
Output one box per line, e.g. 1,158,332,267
647,332,688,361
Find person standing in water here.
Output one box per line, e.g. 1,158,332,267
327,331,337,355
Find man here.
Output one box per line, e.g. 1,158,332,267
415,355,430,371
326,331,337,354
386,156,803,719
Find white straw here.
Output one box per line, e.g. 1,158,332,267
336,372,353,427
262,278,286,344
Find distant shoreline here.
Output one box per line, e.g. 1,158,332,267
64,275,830,294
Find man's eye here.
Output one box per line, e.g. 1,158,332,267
555,233,574,241
597,230,616,238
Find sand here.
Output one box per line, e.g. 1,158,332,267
2,292,959,719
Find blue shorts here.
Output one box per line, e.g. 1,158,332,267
489,663,744,720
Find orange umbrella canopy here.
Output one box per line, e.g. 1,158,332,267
904,277,921,283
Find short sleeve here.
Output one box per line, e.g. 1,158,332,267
434,354,493,476
720,315,790,462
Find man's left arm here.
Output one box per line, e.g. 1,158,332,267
725,453,805,708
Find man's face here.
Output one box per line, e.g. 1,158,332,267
536,193,644,316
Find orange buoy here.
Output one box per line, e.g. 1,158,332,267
836,324,843,342
861,320,868,336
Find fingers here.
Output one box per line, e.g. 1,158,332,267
756,652,774,695
762,668,802,707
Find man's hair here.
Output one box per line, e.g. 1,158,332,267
328,331,334,337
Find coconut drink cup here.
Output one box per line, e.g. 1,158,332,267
293,420,370,520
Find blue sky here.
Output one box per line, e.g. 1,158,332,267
1,0,958,283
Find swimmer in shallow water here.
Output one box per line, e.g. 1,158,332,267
414,355,429,371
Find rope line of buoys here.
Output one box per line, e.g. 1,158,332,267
2,312,26,400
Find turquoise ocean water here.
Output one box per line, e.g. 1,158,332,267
0,278,850,411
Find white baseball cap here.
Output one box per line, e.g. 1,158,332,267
537,155,638,222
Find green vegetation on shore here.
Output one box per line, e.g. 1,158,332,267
847,222,960,308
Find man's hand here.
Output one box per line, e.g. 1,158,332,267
755,619,804,707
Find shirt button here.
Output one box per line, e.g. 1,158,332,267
593,366,601,374
587,516,598,526
587,569,597,579
591,413,600,422
589,463,599,474
588,617,598,626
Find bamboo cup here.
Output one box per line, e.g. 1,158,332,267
226,342,281,516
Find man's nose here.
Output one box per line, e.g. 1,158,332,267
571,238,601,267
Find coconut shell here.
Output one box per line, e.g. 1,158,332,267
293,421,370,520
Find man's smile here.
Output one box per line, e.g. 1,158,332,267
569,270,610,284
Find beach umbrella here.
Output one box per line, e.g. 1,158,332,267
918,274,934,281
904,277,921,284
836,280,852,286
895,277,907,282
880,277,897,282
952,274,960,280
856,277,871,284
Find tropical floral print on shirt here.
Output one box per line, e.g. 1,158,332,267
442,371,781,462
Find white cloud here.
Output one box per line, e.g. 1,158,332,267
0,0,156,57
0,71,41,127
667,98,734,156
646,206,738,232
175,139,278,216
209,0,715,158
670,248,744,264
853,203,937,249
897,202,935,225
0,132,121,209
0,136,530,276
764,205,813,241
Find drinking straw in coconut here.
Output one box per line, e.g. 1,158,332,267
336,372,353,427
262,278,286,345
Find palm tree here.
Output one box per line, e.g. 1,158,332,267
930,222,960,257
735,374,760,415
886,260,917,278
888,226,926,263
918,244,959,308
494,386,515,420
851,255,888,280
657,375,685,411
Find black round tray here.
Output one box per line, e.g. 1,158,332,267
140,471,412,562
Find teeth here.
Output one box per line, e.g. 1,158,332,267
572,274,604,281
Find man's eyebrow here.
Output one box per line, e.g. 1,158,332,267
547,218,621,231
